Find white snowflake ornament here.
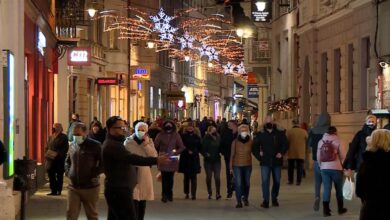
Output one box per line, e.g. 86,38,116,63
236,62,246,74
178,32,195,50
223,62,235,75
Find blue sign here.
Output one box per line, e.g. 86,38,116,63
135,68,148,74
248,84,259,98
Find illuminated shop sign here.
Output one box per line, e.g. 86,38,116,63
248,84,259,98
2,50,15,179
67,47,91,66
251,0,272,22
131,66,150,80
96,78,118,85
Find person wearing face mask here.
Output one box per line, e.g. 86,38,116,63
179,123,201,200
65,123,103,220
343,115,377,178
154,120,186,203
45,123,69,196
67,113,81,142
201,126,222,200
88,121,106,144
252,116,288,208
230,124,253,208
124,122,158,220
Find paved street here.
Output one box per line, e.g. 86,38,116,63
26,162,361,220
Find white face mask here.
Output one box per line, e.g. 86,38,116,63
73,136,85,145
136,131,146,140
240,132,248,138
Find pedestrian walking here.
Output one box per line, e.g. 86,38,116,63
230,124,253,208
65,123,103,220
179,123,201,200
286,119,308,185
252,116,288,208
124,122,158,220
67,113,81,142
356,129,390,220
201,126,222,200
154,120,186,203
147,122,162,141
102,116,163,220
317,126,347,217
88,121,106,144
343,115,377,177
307,112,331,211
220,120,238,199
45,123,69,196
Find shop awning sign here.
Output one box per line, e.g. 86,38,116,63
67,47,91,66
131,66,150,80
248,84,259,98
97,78,118,85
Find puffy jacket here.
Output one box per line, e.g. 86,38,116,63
252,127,288,167
201,134,221,162
65,138,103,189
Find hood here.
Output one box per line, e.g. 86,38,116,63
163,120,177,132
311,113,331,134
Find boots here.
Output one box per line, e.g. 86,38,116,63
337,199,347,215
323,202,331,217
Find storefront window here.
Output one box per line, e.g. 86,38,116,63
110,86,117,116
119,87,127,120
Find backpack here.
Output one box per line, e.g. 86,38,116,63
319,140,337,162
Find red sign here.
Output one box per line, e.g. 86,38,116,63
67,47,91,66
97,78,118,85
247,72,258,84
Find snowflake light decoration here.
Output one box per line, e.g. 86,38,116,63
207,47,219,61
236,62,246,74
150,8,178,42
198,43,210,57
178,32,195,50
222,62,235,75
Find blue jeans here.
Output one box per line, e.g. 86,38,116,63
261,166,281,203
233,166,252,203
321,169,343,202
314,161,322,199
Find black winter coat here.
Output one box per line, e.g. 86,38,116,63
179,133,201,174
252,128,288,167
219,129,237,159
343,125,375,170
88,130,106,144
356,150,390,220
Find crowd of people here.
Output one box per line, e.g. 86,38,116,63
40,112,390,220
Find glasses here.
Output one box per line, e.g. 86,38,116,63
112,126,127,130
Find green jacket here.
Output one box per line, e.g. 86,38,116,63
201,134,221,162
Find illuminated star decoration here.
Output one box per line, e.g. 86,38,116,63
198,43,210,57
223,62,235,75
236,61,246,74
178,32,195,50
207,47,219,61
150,8,178,42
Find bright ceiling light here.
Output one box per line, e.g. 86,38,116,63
208,62,213,67
146,41,155,49
236,29,244,37
88,8,97,17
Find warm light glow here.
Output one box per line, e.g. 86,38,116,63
208,62,213,67
236,29,244,37
88,8,97,17
146,41,155,49
184,56,190,62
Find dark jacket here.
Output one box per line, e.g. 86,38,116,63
343,125,375,170
308,113,331,161
201,134,221,163
148,127,162,141
252,127,288,167
154,120,185,172
179,133,201,174
356,150,390,220
45,133,69,171
88,129,106,144
220,129,237,159
102,134,157,189
65,138,103,189
0,140,6,165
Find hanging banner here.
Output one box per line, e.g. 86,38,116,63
248,84,259,98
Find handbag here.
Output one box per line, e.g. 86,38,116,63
45,149,58,160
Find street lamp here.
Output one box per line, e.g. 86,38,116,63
87,0,98,17
184,56,190,62
207,62,213,68
146,41,155,49
236,27,254,39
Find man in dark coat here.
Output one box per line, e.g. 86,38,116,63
219,120,238,199
45,123,69,196
179,123,201,200
252,116,288,208
344,115,377,175
102,116,166,220
307,112,331,211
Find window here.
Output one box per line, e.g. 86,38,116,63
360,37,370,110
321,53,328,112
348,44,354,111
110,86,117,116
334,49,341,112
150,86,154,108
